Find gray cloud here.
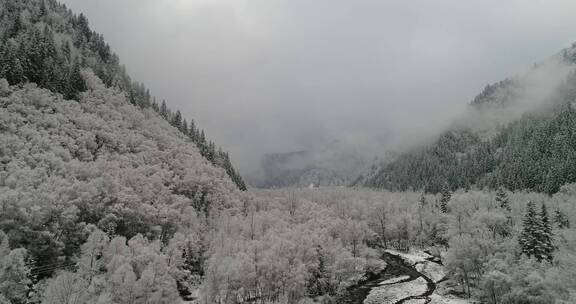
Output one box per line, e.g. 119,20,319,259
60,0,576,175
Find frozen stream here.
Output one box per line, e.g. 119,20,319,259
337,250,449,304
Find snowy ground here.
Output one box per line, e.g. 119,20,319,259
364,277,428,304
403,299,428,304
384,249,430,266
429,294,474,304
418,262,446,283
377,250,474,304
379,275,411,285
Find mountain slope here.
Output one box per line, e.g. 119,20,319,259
249,140,369,188
360,47,576,194
0,0,246,190
0,0,249,289
0,73,242,277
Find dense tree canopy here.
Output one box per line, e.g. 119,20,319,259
0,0,246,190
361,56,576,195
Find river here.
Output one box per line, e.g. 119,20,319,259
337,250,443,304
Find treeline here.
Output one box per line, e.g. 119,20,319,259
0,0,245,190
362,63,576,194
249,187,575,303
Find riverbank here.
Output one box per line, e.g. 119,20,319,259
338,248,475,304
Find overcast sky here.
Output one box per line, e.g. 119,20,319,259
61,0,576,174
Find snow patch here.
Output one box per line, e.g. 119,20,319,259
403,299,428,304
420,262,446,283
429,294,474,304
385,249,431,266
364,277,428,304
378,275,411,285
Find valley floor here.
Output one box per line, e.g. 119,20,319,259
363,249,475,304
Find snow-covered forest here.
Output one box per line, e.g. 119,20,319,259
1,0,576,304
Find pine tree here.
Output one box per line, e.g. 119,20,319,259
198,130,206,154
519,201,539,259
553,209,570,228
181,118,188,134
188,120,196,142
495,187,510,211
171,110,182,129
67,59,86,100
160,100,168,119
537,204,554,262
440,184,451,213
519,202,554,262
151,98,159,113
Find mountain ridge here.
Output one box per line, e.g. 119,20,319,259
359,45,576,194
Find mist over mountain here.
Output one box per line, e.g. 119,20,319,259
2,1,576,304
248,139,376,188
359,47,576,194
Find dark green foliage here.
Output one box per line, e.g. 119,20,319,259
364,70,576,195
363,130,492,193
171,110,183,129
440,184,451,213
519,202,554,262
160,99,169,119
553,209,570,228
539,204,554,262
519,202,539,259
496,187,511,212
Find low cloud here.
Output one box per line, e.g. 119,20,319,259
61,0,576,177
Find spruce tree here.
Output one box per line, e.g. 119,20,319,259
538,204,554,262
519,202,554,262
188,120,196,142
151,98,159,113
160,100,168,119
181,118,188,134
171,110,182,129
553,209,570,228
496,187,510,211
519,201,539,259
440,184,451,213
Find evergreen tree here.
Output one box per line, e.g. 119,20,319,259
198,130,206,154
495,187,510,212
538,204,554,262
160,100,168,119
151,98,159,113
553,209,570,228
519,202,554,262
171,110,182,129
67,59,86,100
440,184,451,213
519,201,539,259
181,118,188,134
188,120,196,142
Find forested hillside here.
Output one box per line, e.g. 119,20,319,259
0,1,384,303
0,0,246,190
2,1,576,304
250,140,368,188
360,49,576,194
0,78,387,304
